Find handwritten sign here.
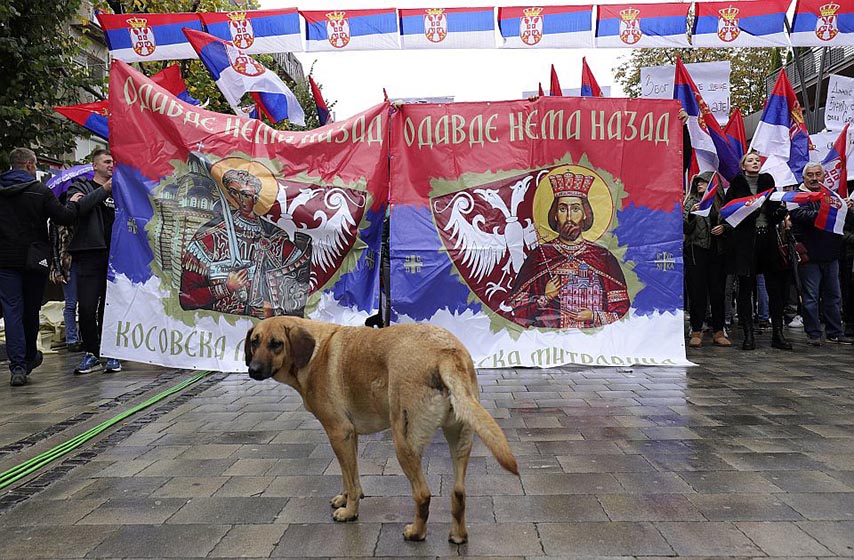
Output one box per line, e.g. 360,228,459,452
825,74,854,132
640,61,730,126
810,127,854,180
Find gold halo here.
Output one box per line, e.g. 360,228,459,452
532,164,614,243
209,157,278,214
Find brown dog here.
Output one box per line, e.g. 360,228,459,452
244,316,518,543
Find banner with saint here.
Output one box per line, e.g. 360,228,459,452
389,98,688,367
102,61,388,372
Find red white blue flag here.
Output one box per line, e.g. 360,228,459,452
152,65,200,106
309,75,331,126
54,101,109,140
693,0,790,47
790,0,854,47
815,186,849,234
596,3,690,48
499,5,593,48
183,28,305,126
724,108,748,159
822,123,850,197
580,57,603,97
400,7,495,49
769,190,824,210
721,188,773,227
691,173,720,217
97,12,203,62
199,8,301,55
303,9,399,51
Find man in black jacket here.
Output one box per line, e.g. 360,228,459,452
0,148,109,386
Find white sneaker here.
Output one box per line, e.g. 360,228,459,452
788,315,803,329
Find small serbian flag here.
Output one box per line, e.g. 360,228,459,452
400,7,495,49
720,188,773,227
199,8,301,55
152,65,200,106
538,82,545,97
822,123,850,197
693,0,790,47
54,101,109,140
815,186,849,234
724,108,748,159
499,5,594,48
309,75,331,126
550,64,562,96
691,173,720,217
596,3,690,48
303,9,399,52
183,28,305,126
97,12,203,62
790,0,854,47
580,57,603,97
769,189,824,210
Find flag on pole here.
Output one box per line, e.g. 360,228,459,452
790,0,854,47
550,64,562,96
97,12,203,62
724,108,747,159
596,3,691,48
580,57,603,97
400,7,495,49
309,75,331,126
752,70,812,186
303,9,399,52
183,28,305,126
692,0,790,47
691,173,720,217
499,5,594,48
198,8,301,54
538,82,545,97
821,123,849,197
720,188,774,227
151,64,200,105
769,190,824,211
815,186,849,234
54,101,109,140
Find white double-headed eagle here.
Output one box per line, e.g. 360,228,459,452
434,171,543,299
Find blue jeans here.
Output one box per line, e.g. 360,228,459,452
757,274,769,321
0,268,48,372
799,260,843,339
62,264,78,344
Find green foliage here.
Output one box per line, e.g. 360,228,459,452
0,0,104,167
612,47,786,116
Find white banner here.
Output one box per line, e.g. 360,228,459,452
825,74,854,132
641,61,731,126
810,127,854,181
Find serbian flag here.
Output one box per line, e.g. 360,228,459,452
580,57,603,97
309,75,331,126
790,0,854,47
97,12,203,62
400,7,495,49
724,108,748,159
303,9,399,51
538,82,545,97
769,189,824,210
199,8,301,54
152,65,200,106
816,186,849,234
183,28,305,126
752,70,812,186
54,101,109,140
822,123,850,197
693,0,790,47
721,188,773,227
691,173,720,217
596,3,691,48
550,64,563,96
499,5,594,48
674,58,741,181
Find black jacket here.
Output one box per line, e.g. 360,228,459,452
723,172,785,276
67,178,115,254
0,169,106,269
790,186,850,263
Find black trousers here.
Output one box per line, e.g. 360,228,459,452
74,250,108,356
685,245,726,332
737,229,789,329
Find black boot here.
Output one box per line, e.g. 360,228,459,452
742,321,756,350
771,324,793,350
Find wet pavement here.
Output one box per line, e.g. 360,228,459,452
1,327,853,559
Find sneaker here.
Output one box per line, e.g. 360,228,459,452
26,350,43,374
104,358,122,373
788,315,804,329
827,335,854,345
10,366,27,387
807,337,823,346
74,353,102,375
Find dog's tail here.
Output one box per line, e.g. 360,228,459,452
439,356,519,475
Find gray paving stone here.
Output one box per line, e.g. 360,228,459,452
214,476,274,497
166,496,288,524
780,493,854,520
539,521,673,556
797,521,854,555
736,521,832,556
686,493,803,521
556,454,656,473
494,494,608,522
0,525,118,559
0,498,106,526
455,522,543,556
150,476,229,497
76,497,187,525
599,494,706,521
89,524,230,557
271,522,382,557
655,521,764,556
679,470,784,493
209,524,289,558
613,472,695,494
521,472,623,495
761,470,854,492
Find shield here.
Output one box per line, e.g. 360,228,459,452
228,16,255,50
816,14,839,41
717,15,740,42
619,19,641,45
225,44,265,77
424,10,448,43
519,14,543,45
130,25,156,57
326,17,351,48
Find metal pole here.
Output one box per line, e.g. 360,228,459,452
784,19,813,126
812,47,830,133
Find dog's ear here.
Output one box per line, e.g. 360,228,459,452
244,326,255,366
288,326,316,370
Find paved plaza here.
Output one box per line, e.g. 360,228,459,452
1,330,853,559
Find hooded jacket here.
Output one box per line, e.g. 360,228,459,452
0,169,108,269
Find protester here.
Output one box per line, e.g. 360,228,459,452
50,193,82,352
684,171,730,347
789,163,854,345
0,148,108,386
723,151,792,351
67,149,121,374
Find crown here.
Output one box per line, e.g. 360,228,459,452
549,172,594,199
718,6,739,20
523,7,543,17
425,8,445,16
126,17,148,29
620,8,640,21
326,11,347,21
819,2,840,16
227,11,247,21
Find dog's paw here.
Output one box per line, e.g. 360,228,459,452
448,532,468,545
332,507,358,522
330,494,347,508
403,524,427,541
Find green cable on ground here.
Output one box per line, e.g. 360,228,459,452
0,370,214,490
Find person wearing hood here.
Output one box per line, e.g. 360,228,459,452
0,148,110,387
684,171,731,348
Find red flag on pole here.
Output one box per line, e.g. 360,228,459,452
550,65,562,97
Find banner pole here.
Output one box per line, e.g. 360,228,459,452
811,47,830,133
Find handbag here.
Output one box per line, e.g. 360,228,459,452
25,240,51,272
776,228,809,269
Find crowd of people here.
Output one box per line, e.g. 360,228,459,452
684,155,854,350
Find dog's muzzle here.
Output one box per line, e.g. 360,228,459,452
248,364,273,381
